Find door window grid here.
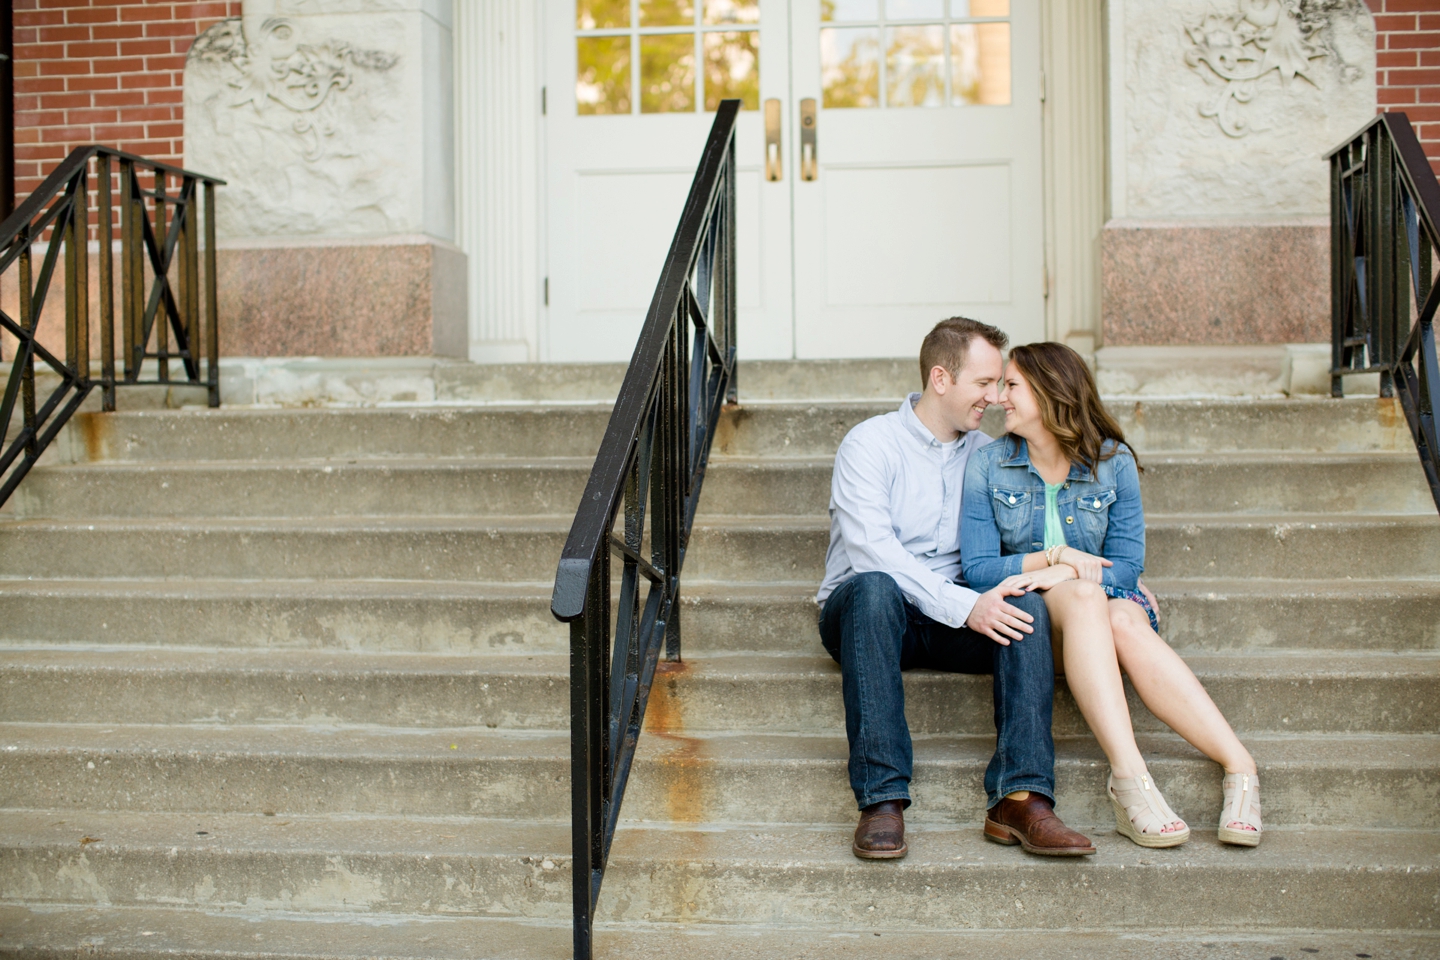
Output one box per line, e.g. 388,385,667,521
576,0,760,115
820,0,1010,109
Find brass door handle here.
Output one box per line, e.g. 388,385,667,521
800,98,817,181
764,99,782,181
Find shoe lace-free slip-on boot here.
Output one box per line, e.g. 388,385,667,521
984,793,1096,856
853,799,908,859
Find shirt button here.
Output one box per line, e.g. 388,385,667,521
1066,516,1074,524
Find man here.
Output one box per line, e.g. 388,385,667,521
817,317,1095,859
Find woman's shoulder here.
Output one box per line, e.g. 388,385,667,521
1100,438,1137,464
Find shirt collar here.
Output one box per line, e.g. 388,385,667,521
1001,435,1095,481
899,392,971,451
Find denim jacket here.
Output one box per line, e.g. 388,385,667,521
960,435,1144,594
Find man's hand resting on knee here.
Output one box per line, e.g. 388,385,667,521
965,575,1035,645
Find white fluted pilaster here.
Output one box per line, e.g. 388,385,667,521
455,0,542,362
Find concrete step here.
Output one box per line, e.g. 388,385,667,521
2,648,1434,737
5,513,1434,582
1,722,1434,828
0,810,1433,929
59,397,1410,465
0,578,1436,654
2,905,1435,960
12,451,1434,520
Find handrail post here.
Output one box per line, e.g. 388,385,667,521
120,160,135,380
154,169,168,383
98,154,115,411
204,180,220,407
18,240,34,458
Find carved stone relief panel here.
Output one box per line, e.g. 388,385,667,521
184,5,429,239
1118,0,1375,219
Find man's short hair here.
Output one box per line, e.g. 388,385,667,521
918,317,1009,388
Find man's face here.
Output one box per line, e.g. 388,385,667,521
934,339,1004,433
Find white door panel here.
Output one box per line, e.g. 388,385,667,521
544,0,793,362
791,0,1042,358
822,163,1011,306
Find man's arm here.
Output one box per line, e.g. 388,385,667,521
830,432,980,627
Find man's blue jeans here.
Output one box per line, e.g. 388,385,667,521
818,571,1056,811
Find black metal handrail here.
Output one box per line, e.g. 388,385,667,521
0,146,225,506
1329,113,1440,513
550,100,739,959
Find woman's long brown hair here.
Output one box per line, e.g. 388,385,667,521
1008,341,1141,473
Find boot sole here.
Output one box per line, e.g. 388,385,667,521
983,818,1096,856
852,841,907,859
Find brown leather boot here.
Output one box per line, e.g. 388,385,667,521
852,799,907,859
985,793,1096,856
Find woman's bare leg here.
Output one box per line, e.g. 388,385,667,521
1042,581,1148,779
1108,598,1258,833
1107,598,1256,776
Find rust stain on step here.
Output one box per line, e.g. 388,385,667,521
643,660,707,825
78,412,108,462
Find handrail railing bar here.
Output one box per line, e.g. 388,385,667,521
609,534,665,584
552,109,739,618
0,311,76,381
0,383,92,503
1,146,224,509
137,223,197,381
137,179,196,379
28,196,74,327
0,370,85,476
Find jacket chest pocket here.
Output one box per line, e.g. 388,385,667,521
1073,488,1117,545
991,487,1035,549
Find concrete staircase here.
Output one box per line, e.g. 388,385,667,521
1,362,1437,958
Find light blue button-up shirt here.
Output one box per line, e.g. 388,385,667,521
816,393,994,628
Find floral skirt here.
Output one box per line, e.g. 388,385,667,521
1104,585,1159,633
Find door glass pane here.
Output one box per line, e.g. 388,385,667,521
821,26,880,107
640,0,695,26
704,0,759,25
704,31,760,109
577,36,632,114
950,21,1009,104
822,0,879,22
641,33,697,112
951,0,1008,15
577,0,630,29
886,0,942,17
886,24,944,107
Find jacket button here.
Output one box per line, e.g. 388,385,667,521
1065,516,1074,524
1093,499,1101,508
1008,495,1016,504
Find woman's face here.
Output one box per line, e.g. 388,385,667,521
1000,363,1044,439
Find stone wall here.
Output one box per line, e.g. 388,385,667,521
1103,0,1378,346
181,0,465,358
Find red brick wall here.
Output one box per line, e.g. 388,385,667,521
13,1,240,200
1372,0,1440,177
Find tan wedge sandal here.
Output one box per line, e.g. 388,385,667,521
1218,772,1262,847
1107,772,1190,848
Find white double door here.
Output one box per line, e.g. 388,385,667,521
543,0,1042,362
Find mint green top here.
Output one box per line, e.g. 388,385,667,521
1043,481,1067,550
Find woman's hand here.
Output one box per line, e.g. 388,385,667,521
1059,546,1112,583
1025,563,1077,591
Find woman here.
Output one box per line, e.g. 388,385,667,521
961,342,1261,848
